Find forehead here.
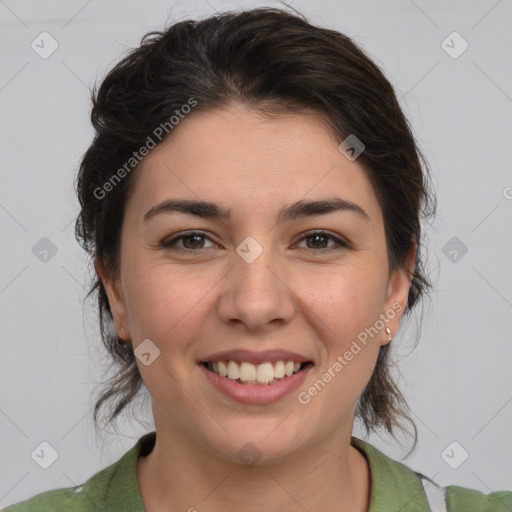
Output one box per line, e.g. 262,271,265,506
125,103,382,224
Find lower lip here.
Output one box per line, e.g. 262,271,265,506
199,363,313,404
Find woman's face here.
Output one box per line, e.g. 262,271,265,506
99,102,412,464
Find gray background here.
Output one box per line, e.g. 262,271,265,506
1,0,511,507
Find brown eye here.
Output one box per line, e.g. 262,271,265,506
296,231,348,251
161,230,348,255
161,232,216,252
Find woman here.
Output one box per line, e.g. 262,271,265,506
5,7,511,512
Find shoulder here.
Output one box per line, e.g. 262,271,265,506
351,436,512,511
1,460,120,512
2,486,89,512
2,432,155,512
445,484,512,511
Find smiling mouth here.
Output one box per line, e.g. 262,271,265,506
202,360,314,386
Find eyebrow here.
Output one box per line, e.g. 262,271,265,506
143,197,369,224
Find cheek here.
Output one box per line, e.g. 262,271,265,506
292,271,385,435
294,263,387,404
120,263,217,405
294,263,388,345
121,258,228,365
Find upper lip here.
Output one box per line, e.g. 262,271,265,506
200,349,312,365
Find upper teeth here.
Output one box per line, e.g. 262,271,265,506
208,360,302,384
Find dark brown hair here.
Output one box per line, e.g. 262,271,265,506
75,7,434,447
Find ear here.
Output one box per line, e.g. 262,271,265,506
380,241,416,347
95,257,131,343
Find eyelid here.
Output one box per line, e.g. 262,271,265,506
161,229,350,253
294,229,350,250
161,230,218,250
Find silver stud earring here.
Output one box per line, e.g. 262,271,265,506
385,327,392,342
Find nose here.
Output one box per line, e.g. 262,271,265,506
216,239,296,331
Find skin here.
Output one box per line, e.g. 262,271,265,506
97,102,415,512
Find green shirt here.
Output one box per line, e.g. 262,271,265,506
3,432,511,511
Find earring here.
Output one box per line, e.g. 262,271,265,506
385,327,392,342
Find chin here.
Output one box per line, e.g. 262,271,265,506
198,416,311,467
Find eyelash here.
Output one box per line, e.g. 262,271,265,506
160,230,349,254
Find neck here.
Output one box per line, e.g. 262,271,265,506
136,424,370,512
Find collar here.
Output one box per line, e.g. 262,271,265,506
105,431,431,511
351,437,431,511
